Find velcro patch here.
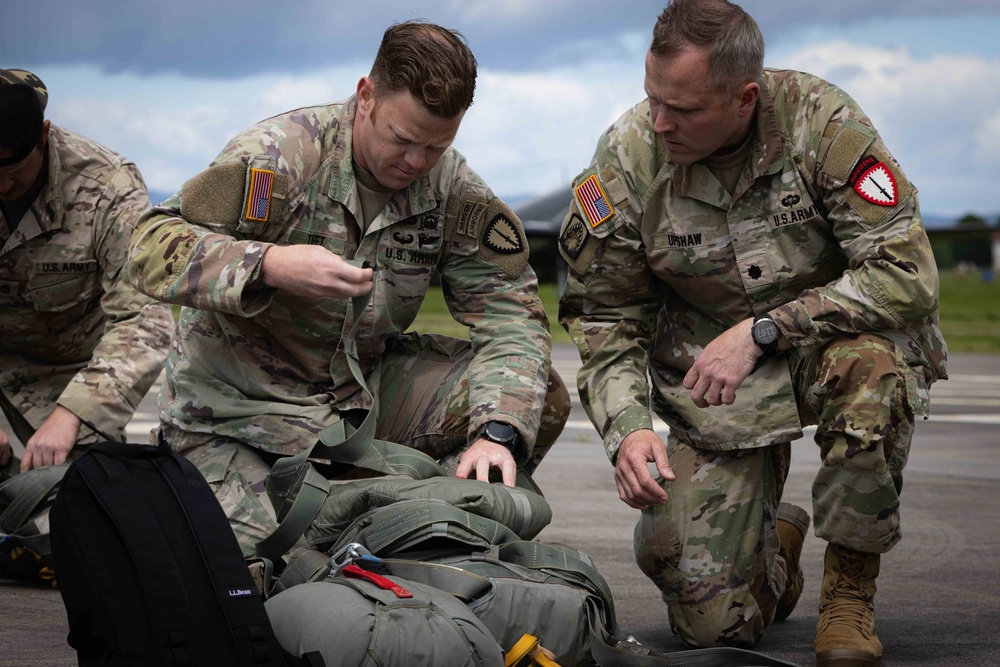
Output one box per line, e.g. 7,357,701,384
575,174,614,228
849,155,898,207
481,213,524,254
822,120,875,183
244,168,274,222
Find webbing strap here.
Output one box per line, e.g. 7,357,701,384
344,500,520,556
0,463,68,533
254,464,328,562
0,384,35,447
379,558,493,601
496,540,616,622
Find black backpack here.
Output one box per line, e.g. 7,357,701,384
50,441,321,667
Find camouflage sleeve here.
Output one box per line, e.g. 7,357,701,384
439,170,551,455
557,136,662,464
127,202,273,316
770,88,940,347
125,145,287,316
55,162,174,436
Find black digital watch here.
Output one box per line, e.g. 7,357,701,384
479,421,519,450
751,314,780,355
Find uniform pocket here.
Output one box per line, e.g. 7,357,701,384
26,261,102,312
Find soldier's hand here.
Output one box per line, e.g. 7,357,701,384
683,318,760,408
455,439,517,487
615,430,674,510
0,429,10,467
260,244,374,299
21,406,81,472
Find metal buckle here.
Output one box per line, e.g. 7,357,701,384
327,542,373,578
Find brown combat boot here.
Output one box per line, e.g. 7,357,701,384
815,543,883,667
774,503,810,622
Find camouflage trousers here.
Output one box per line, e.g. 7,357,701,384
166,333,571,559
636,333,924,647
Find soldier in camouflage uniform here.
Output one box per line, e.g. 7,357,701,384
558,2,947,664
0,69,173,472
125,22,569,558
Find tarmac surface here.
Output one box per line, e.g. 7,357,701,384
2,346,999,666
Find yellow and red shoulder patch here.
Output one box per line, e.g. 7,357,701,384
574,174,614,228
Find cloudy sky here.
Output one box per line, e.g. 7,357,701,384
3,0,999,223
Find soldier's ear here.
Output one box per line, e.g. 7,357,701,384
357,77,376,119
735,82,759,118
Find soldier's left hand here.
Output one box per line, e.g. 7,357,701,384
21,406,81,472
455,439,517,487
683,318,760,408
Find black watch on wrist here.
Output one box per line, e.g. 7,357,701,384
751,314,780,356
480,421,519,449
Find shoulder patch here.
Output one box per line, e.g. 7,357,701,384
574,174,614,228
481,213,524,254
558,214,589,260
849,155,898,206
244,168,274,222
457,198,489,239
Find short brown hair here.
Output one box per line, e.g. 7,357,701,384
651,0,764,94
369,21,477,119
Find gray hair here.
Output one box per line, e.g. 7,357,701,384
651,0,765,94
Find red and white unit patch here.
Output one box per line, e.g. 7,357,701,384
849,155,898,207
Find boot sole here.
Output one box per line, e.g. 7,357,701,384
815,649,882,667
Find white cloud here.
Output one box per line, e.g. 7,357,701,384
455,65,644,197
39,64,365,195
975,110,1000,166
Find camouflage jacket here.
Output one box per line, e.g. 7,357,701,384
559,69,948,462
126,98,550,455
0,124,173,437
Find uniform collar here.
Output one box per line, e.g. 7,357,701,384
672,73,784,206
749,73,785,181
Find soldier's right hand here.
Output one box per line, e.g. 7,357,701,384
614,429,675,510
0,429,10,467
260,244,374,299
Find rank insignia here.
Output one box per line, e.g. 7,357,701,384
849,155,898,207
245,168,274,222
575,174,614,228
482,214,524,254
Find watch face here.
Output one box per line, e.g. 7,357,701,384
485,421,515,443
754,319,780,345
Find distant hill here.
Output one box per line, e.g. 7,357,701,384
923,212,999,230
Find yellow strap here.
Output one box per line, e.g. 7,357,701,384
505,634,563,667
